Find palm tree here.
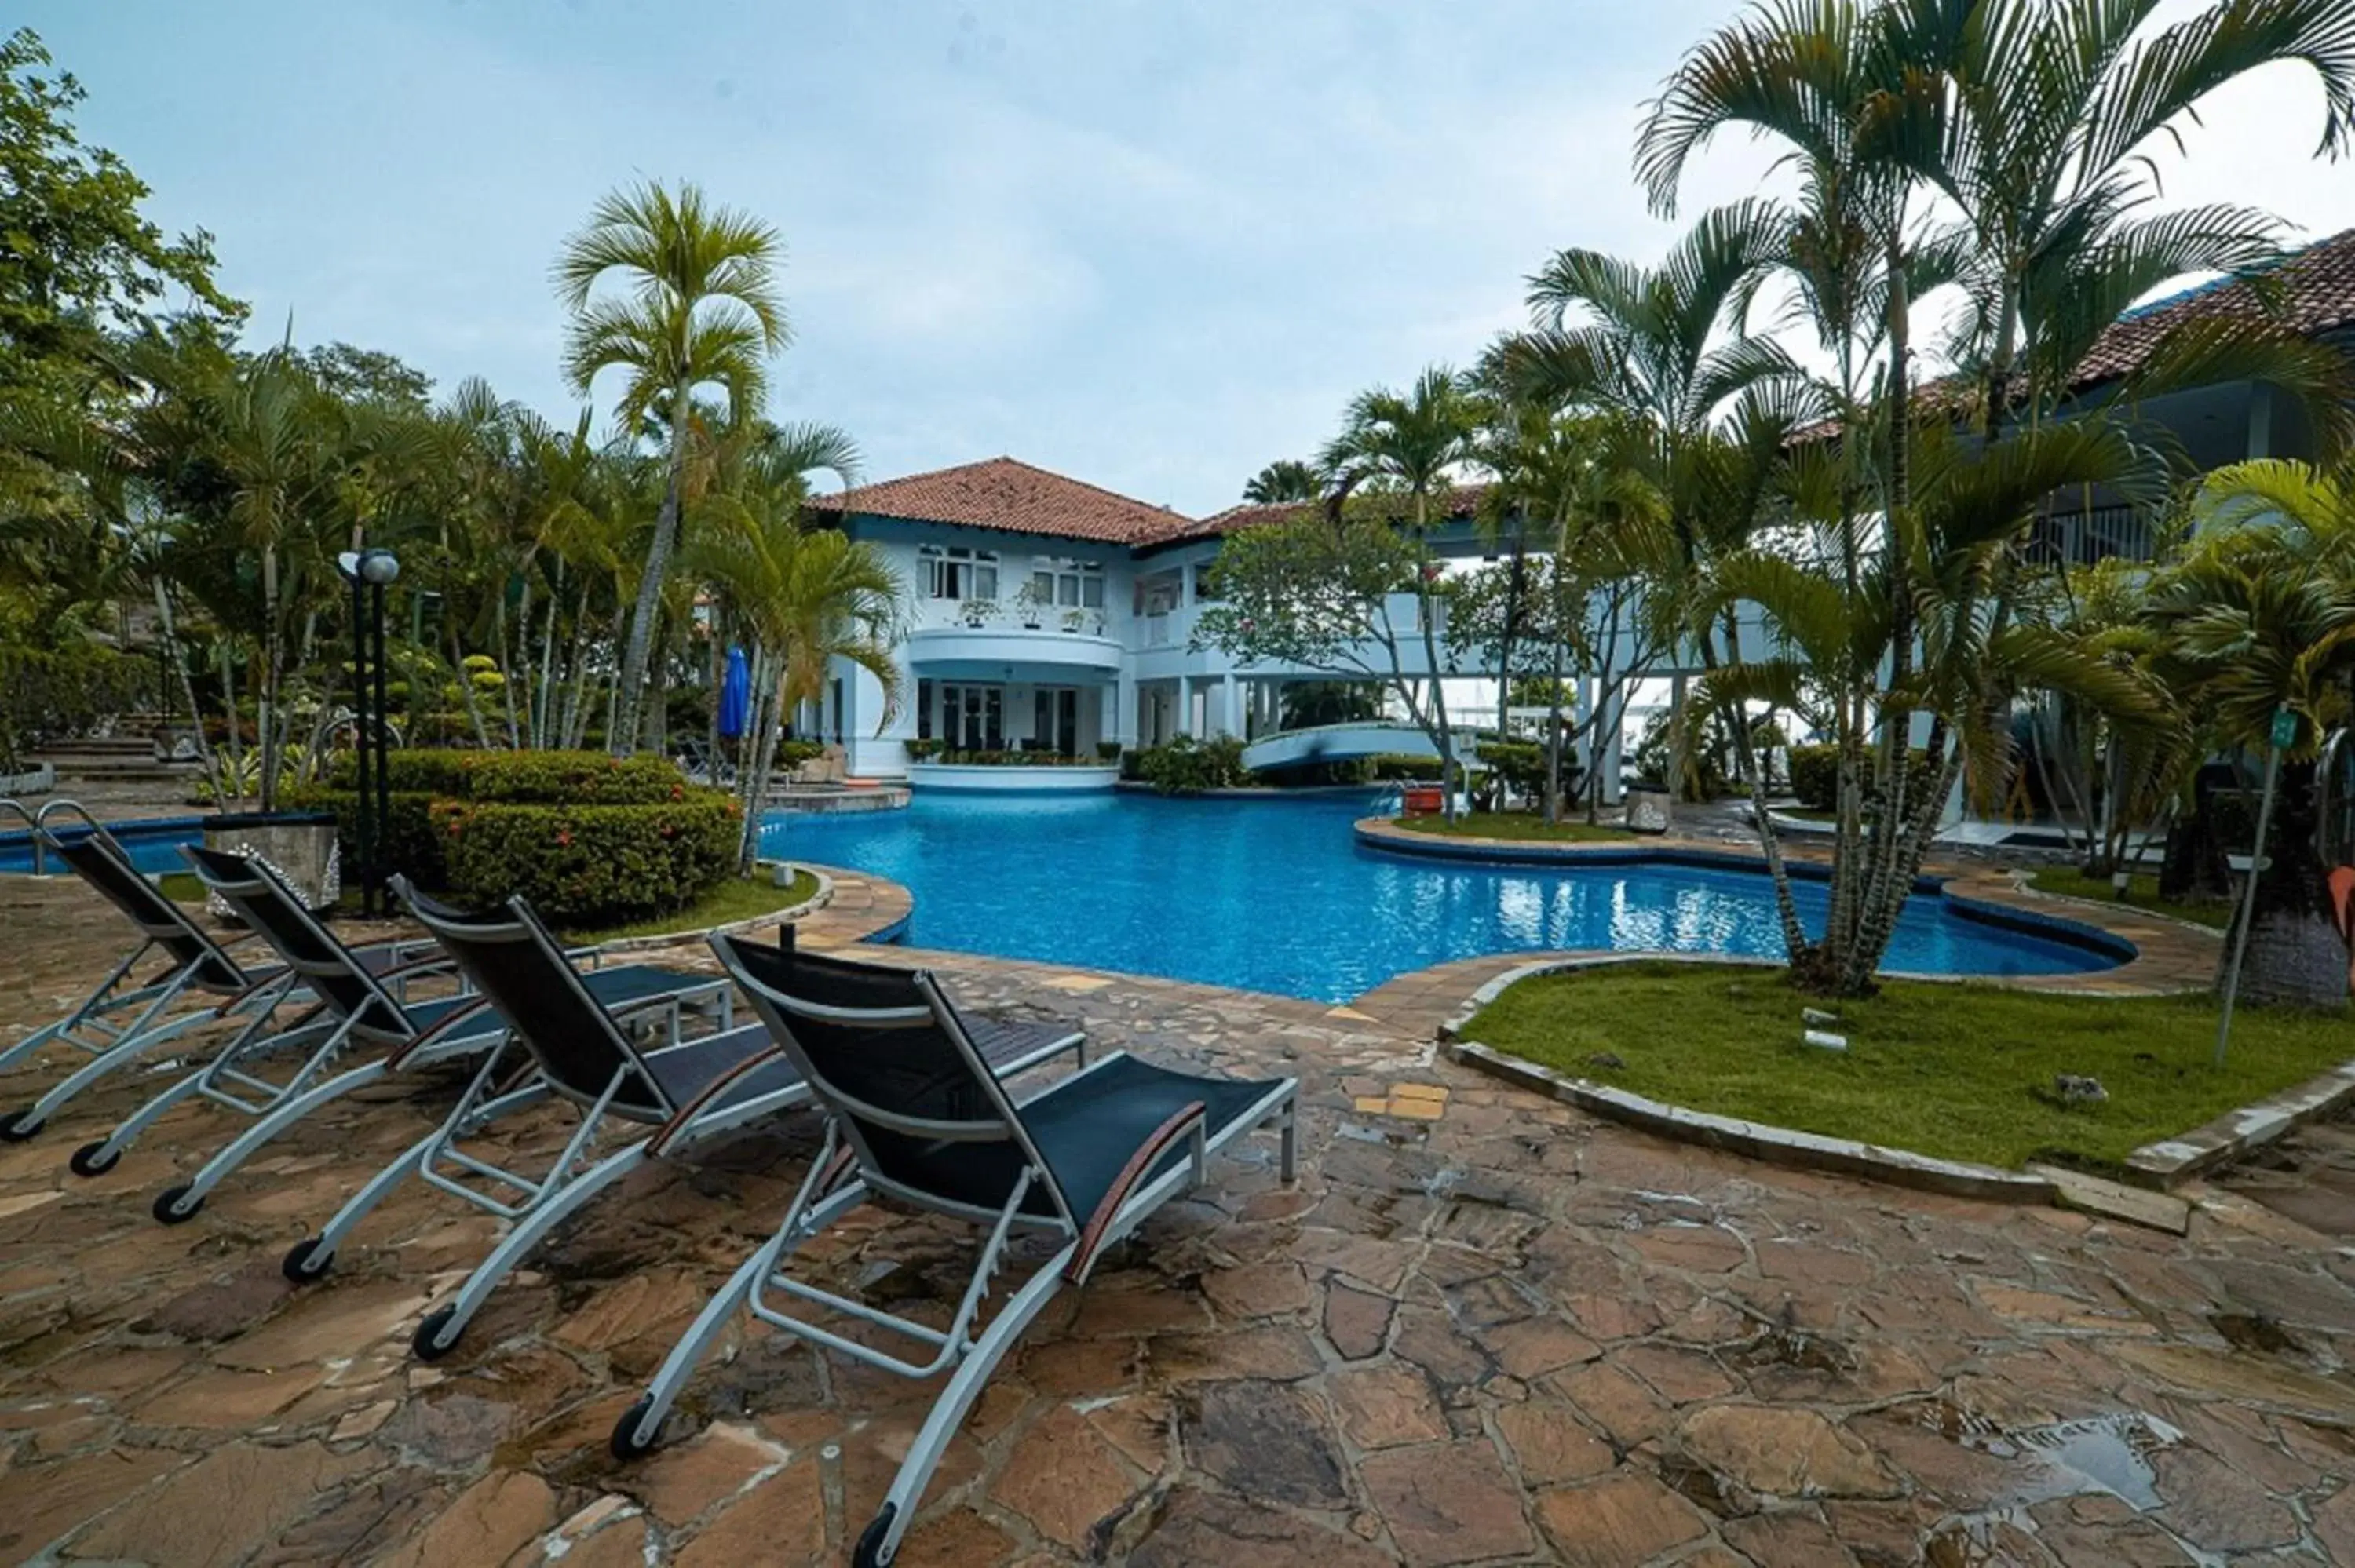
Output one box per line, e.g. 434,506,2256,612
554,181,790,754
1904,0,2355,432
1320,366,1484,818
685,505,900,872
2152,456,2355,1006
1243,460,1321,504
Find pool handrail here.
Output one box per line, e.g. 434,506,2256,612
24,798,140,880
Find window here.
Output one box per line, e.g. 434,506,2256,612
1028,557,1105,614
920,545,999,601
941,684,1002,749
1137,570,1182,616
917,679,934,741
1193,563,1220,603
1034,687,1080,757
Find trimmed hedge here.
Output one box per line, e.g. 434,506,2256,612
1787,743,1939,813
433,796,740,925
310,747,735,924
1134,735,1248,793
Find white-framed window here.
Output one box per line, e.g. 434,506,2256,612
1135,569,1182,617
1027,557,1106,611
919,545,999,601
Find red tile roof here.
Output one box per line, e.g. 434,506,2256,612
1151,483,1493,549
2072,225,2355,388
810,457,1192,546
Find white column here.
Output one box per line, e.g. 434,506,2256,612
1115,669,1136,746
1218,675,1241,738
1178,676,1196,737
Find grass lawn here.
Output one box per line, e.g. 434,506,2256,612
1460,960,2350,1172
1393,812,1638,844
2026,867,2234,932
156,870,205,903
564,869,822,946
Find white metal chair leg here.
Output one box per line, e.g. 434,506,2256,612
21,1006,226,1135
283,1080,554,1285
151,1059,390,1224
855,1251,1073,1568
410,1140,649,1361
612,1182,867,1458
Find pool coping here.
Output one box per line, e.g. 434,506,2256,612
1352,816,2219,997
574,864,835,957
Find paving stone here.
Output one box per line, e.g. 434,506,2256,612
1201,1259,1313,1318
129,1364,326,1429
1534,1468,1711,1567
2149,1446,2301,1554
1475,1314,1601,1380
1495,1398,1616,1485
64,1439,373,1568
1329,1362,1449,1449
131,1259,295,1342
374,1389,521,1466
1323,1279,1395,1359
374,1469,556,1568
1129,1489,1393,1568
210,1278,438,1369
627,1420,787,1526
1553,1360,1672,1449
1359,1439,1536,1566
991,1403,1142,1552
249,1464,453,1567
1182,1379,1349,1508
1148,1323,1322,1382
1676,1406,1903,1500
1720,1508,1853,1567
552,1511,655,1568
674,1456,826,1568
0,1446,183,1563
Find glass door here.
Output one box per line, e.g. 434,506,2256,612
1032,687,1081,757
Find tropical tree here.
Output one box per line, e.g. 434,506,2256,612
1318,366,1484,816
1243,459,1322,504
555,181,790,754
685,498,901,873
2152,456,2355,1006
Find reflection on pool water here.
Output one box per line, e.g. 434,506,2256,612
760,791,2120,1003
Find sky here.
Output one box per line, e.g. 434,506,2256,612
27,1,2355,519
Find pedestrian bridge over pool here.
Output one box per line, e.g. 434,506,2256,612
1239,722,1447,773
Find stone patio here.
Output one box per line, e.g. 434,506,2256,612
1,868,2353,1566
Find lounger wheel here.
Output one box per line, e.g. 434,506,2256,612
608,1396,663,1461
152,1183,204,1225
853,1504,899,1568
0,1108,43,1143
411,1305,465,1362
68,1141,120,1178
282,1237,335,1284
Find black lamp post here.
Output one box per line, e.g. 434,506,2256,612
337,547,400,914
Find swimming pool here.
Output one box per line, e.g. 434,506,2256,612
761,791,2123,1002
0,817,206,876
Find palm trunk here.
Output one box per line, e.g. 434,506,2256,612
152,582,219,792
736,648,783,873
217,639,246,802
448,625,493,749
1409,492,1459,822
535,561,564,749
257,547,281,812
613,388,693,754
1545,552,1568,826
495,596,523,749
2236,760,2350,1008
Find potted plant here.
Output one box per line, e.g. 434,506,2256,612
1087,609,1108,636
904,737,943,762
1013,580,1052,630
1096,741,1124,764
1061,607,1086,634
958,598,998,629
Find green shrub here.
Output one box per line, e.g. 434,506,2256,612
774,739,824,769
1095,740,1124,762
324,748,480,797
461,750,688,804
435,792,740,924
1366,753,1437,782
904,738,944,762
286,786,446,888
1134,735,1250,793
1786,743,1939,814
1789,744,1839,809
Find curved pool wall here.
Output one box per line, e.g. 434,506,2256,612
761,791,2126,1003
0,816,206,877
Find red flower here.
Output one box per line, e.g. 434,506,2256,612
555,830,574,848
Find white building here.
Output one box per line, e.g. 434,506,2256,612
801,457,1549,786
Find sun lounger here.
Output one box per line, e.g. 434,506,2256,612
377,891,1086,1362
109,845,725,1225
0,800,431,1156
612,931,1295,1568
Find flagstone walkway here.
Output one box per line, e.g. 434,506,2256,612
0,870,2351,1566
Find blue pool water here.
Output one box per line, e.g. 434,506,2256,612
761,792,2122,1002
0,819,204,876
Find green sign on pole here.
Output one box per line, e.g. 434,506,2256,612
2272,708,2299,749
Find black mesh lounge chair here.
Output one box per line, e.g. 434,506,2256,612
612,932,1298,1568
106,844,728,1224
0,800,431,1154
382,888,1090,1362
